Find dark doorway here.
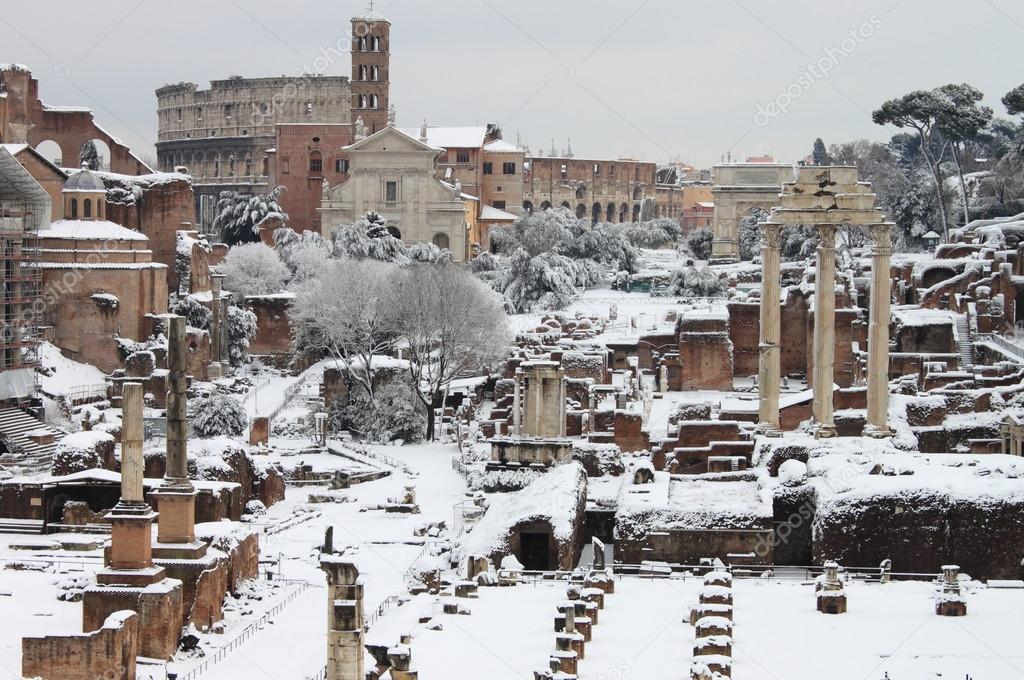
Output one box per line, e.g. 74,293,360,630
519,532,551,571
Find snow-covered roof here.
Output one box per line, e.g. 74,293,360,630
40,219,148,242
483,139,524,153
398,126,488,149
0,143,28,155
479,205,517,222
353,7,390,22
64,167,106,192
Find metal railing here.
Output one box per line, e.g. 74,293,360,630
178,580,310,680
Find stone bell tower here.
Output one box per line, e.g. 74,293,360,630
351,4,391,135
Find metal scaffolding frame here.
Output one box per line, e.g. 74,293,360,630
0,146,49,403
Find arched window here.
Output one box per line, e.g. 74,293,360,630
371,36,381,51
214,157,220,177
245,155,253,177
84,199,92,219
540,201,552,211
522,201,533,213
607,203,615,222
358,37,368,51
70,198,78,219
575,204,586,219
229,155,236,177
432,233,450,250
309,150,323,174
372,65,380,81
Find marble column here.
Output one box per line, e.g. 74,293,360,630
757,223,782,434
209,273,226,379
866,223,893,437
120,383,145,505
812,224,837,438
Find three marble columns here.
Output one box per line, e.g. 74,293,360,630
757,222,892,438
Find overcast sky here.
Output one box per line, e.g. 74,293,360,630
2,0,1021,168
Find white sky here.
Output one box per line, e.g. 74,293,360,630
1,0,1021,167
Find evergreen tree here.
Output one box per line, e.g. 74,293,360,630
812,138,831,166
213,186,288,246
80,140,100,170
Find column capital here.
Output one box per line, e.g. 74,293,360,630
761,222,782,248
869,222,893,250
814,223,837,244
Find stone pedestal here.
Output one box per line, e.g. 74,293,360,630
757,223,782,433
865,223,893,437
321,556,365,680
815,560,846,614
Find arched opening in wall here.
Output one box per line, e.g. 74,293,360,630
575,204,587,219
83,199,92,219
522,201,534,213
244,155,253,177
228,155,236,177
35,140,63,167
432,232,450,250
619,203,628,222
632,204,641,222
607,202,616,222
70,198,78,219
213,155,221,178
540,201,553,211
592,202,602,224
387,226,402,239
262,156,269,176
920,266,958,290
559,201,570,210
575,185,585,200
80,139,111,171
633,186,642,200
194,153,205,178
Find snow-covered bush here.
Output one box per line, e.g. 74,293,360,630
221,243,289,298
469,252,499,273
191,394,248,437
273,227,334,285
622,218,682,248
169,295,212,330
686,227,713,260
51,431,114,475
337,385,426,444
657,266,727,298
227,305,257,367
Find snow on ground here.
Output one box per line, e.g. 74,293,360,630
37,341,107,395
198,440,466,679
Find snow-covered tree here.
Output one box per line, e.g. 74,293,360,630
408,242,454,265
1005,84,1024,118
738,208,769,261
169,295,212,330
468,252,499,273
191,394,247,437
391,265,511,439
221,243,289,298
80,140,100,171
332,211,410,265
933,83,993,226
227,305,257,367
213,186,288,246
289,259,399,399
780,225,818,261
686,227,713,261
622,218,682,248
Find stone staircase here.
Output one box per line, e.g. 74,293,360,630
0,518,44,535
956,315,975,370
0,407,65,475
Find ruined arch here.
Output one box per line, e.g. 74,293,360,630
592,202,602,224
522,200,534,213
575,204,587,219
619,203,628,223
540,200,553,211
79,139,111,171
607,202,616,222
432,232,450,250
560,201,571,210
35,140,63,166
632,204,641,223
387,226,402,239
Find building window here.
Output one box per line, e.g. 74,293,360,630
359,65,369,81
309,151,323,174
372,37,381,51
456,152,470,164
609,165,615,177
496,186,503,193
197,107,203,121
560,164,567,180
224,104,233,119
306,102,313,115
358,37,368,51
372,65,380,81
503,162,516,175
281,158,290,175
492,201,506,210
335,159,349,173
70,199,78,219
84,199,92,219
385,180,398,203
176,108,182,122
483,162,493,175
594,164,601,175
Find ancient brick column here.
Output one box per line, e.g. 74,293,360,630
865,223,892,437
155,315,203,551
757,222,782,434
812,224,837,438
121,382,145,505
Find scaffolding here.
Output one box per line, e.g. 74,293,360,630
0,147,47,404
